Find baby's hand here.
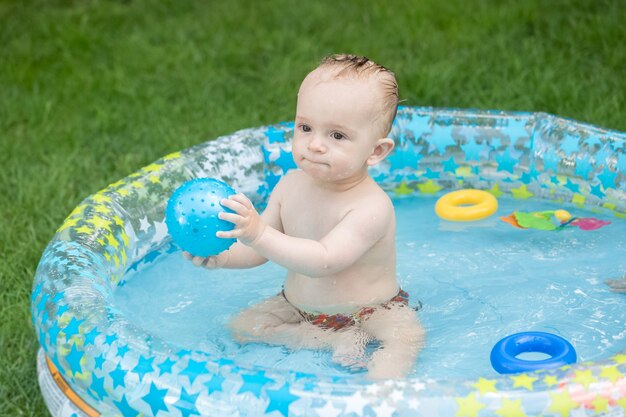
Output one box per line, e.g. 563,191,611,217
182,251,228,269
217,194,266,246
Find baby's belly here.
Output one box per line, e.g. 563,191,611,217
283,271,399,314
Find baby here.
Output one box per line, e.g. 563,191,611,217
187,54,425,379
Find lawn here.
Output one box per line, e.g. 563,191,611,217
1,0,624,415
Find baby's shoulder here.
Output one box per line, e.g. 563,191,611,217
355,180,394,212
270,170,305,196
276,170,308,189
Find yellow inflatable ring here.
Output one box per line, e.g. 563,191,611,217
435,189,498,221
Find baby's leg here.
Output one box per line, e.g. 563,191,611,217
361,305,425,379
329,327,370,369
230,296,338,350
229,295,302,344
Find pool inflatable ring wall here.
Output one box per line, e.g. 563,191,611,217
32,107,626,417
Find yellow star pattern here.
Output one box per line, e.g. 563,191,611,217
117,188,130,196
591,396,609,413
572,369,595,388
107,179,125,189
112,215,124,227
417,180,443,194
148,175,161,184
57,217,80,233
86,216,112,232
68,204,88,217
599,365,623,382
163,151,181,160
616,396,626,412
495,398,525,417
543,375,559,387
612,353,626,364
489,183,503,198
456,166,473,177
92,194,112,204
394,182,414,195
547,390,579,417
142,163,163,173
571,194,585,206
120,230,130,246
511,373,537,390
455,393,485,417
75,225,93,235
94,205,112,215
130,181,144,189
473,377,497,394
106,233,120,250
510,185,533,199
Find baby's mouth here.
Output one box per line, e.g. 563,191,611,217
302,156,328,166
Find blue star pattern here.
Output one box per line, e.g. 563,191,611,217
204,373,225,394
109,364,127,389
158,357,176,374
65,344,84,375
180,358,208,385
429,123,457,154
142,382,169,416
133,356,155,381
275,149,297,173
89,374,107,400
113,395,138,417
265,383,300,416
265,126,287,144
238,371,275,398
494,149,519,174
174,387,200,417
387,144,423,171
30,106,626,417
461,139,486,162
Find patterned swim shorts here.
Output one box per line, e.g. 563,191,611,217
281,289,418,331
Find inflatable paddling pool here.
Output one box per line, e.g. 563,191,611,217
32,106,626,416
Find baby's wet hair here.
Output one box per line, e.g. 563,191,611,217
318,54,399,136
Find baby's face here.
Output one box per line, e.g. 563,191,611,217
293,68,386,184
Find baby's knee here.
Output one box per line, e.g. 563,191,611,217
365,308,425,344
400,319,426,348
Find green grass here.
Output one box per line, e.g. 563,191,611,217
1,0,624,414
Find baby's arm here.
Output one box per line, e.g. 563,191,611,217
218,194,392,277
187,183,284,269
184,242,265,269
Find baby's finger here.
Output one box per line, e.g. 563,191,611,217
229,193,253,209
216,230,239,239
182,251,193,260
218,212,242,224
203,257,217,268
192,256,206,267
220,198,248,215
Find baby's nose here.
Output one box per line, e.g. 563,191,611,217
308,135,326,153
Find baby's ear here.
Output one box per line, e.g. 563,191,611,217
367,138,395,166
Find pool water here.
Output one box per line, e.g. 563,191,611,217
113,196,626,380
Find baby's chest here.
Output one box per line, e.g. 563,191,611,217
280,193,346,239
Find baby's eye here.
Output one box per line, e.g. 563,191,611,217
331,131,346,140
299,124,312,132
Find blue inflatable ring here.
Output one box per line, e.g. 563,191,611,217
490,331,577,374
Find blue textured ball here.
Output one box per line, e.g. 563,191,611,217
165,178,237,257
